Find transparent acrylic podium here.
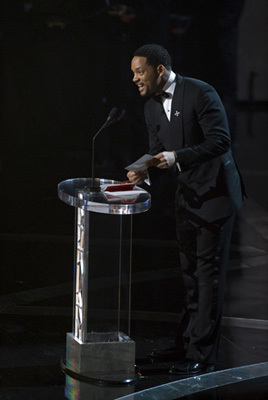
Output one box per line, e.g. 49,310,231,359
58,178,150,382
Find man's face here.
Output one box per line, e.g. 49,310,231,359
131,56,163,97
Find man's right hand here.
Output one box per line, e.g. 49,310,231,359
127,170,147,185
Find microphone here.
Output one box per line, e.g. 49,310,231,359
90,107,126,191
106,107,120,123
105,108,126,127
116,109,127,122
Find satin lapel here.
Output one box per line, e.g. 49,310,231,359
153,95,169,123
153,96,173,148
170,75,184,149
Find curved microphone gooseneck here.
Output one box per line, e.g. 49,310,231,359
90,108,126,191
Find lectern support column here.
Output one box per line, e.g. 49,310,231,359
73,205,89,343
73,206,133,342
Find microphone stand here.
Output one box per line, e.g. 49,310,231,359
87,108,126,192
90,120,110,192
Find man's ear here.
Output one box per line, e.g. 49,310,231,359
157,64,165,77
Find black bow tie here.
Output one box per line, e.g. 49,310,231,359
161,91,171,98
154,91,171,99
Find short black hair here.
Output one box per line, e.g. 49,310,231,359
134,44,172,70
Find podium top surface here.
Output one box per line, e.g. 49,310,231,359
57,178,151,215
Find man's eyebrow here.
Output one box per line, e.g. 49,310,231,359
131,66,143,73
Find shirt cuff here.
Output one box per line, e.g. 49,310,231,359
162,151,176,167
144,170,151,186
162,151,181,172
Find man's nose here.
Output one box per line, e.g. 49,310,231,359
133,74,138,82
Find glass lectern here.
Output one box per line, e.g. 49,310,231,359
58,178,150,382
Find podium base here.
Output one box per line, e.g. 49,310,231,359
66,332,135,378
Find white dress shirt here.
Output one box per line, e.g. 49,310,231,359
161,70,176,121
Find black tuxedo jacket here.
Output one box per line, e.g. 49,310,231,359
144,74,243,222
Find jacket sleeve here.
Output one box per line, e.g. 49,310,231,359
174,84,231,172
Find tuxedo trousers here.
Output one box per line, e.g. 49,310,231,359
174,206,236,364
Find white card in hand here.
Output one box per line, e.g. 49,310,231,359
125,154,159,171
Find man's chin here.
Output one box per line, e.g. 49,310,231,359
139,90,149,97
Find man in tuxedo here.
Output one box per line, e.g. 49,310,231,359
127,44,244,375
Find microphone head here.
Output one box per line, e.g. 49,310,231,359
117,109,126,121
107,107,119,122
